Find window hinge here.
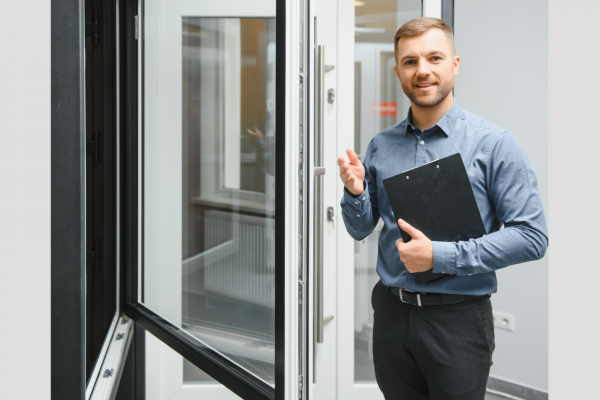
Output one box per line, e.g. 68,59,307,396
116,333,125,340
103,369,114,378
135,15,139,40
85,13,101,46
86,130,102,163
298,375,304,398
86,240,102,273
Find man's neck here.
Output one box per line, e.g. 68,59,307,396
410,95,454,131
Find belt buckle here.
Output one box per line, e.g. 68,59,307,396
399,289,422,306
399,289,406,303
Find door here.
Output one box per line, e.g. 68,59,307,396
119,0,305,399
310,1,442,399
310,1,340,400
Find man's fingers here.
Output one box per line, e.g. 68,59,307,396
340,170,351,183
339,164,351,179
346,148,360,165
398,219,423,238
337,156,347,167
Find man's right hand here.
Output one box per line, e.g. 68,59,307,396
337,148,365,196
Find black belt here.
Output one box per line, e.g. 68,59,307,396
383,282,490,307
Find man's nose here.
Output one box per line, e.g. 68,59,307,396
416,59,431,77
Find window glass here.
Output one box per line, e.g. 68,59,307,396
142,12,276,386
353,0,422,383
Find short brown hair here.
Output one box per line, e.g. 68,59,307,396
394,17,455,64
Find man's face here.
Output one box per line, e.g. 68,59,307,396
394,28,460,108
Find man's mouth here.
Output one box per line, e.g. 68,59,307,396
415,82,437,92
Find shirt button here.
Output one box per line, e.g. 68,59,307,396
362,197,365,200
357,214,360,217
420,141,425,145
355,201,359,205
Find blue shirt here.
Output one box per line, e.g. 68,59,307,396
340,100,548,295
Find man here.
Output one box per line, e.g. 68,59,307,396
338,17,548,400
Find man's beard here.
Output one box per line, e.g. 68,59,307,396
402,80,453,108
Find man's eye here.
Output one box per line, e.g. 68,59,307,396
405,60,415,65
432,57,441,61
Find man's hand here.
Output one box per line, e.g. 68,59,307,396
337,149,365,196
247,126,264,144
395,219,434,273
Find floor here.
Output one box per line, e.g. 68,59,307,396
486,392,513,400
185,359,519,400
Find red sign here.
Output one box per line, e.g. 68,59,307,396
372,102,397,116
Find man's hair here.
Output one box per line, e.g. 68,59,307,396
394,17,455,64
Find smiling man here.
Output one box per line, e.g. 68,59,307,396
338,18,548,400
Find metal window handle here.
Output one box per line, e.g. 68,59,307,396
314,45,334,344
314,167,326,176
327,206,334,228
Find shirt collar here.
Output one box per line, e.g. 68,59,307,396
404,99,462,137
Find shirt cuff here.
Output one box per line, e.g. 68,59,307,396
342,181,368,211
432,241,457,275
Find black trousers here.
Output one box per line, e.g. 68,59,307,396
372,280,495,400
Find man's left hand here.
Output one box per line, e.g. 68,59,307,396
395,219,434,273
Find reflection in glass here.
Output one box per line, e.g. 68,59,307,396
353,0,422,383
143,15,276,386
181,17,276,385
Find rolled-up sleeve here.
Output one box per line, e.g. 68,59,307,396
431,131,549,276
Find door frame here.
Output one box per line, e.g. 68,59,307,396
307,0,355,399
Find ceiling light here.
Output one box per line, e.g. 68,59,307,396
354,26,385,33
355,1,365,6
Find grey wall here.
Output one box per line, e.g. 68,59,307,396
0,0,51,399
548,0,600,397
454,0,548,392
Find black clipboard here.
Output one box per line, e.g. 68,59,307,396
382,153,486,283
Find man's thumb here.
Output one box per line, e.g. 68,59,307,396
398,219,421,238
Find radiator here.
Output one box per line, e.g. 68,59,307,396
200,210,275,307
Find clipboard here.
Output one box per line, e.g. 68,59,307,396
382,153,486,283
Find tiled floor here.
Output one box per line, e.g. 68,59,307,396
486,392,512,400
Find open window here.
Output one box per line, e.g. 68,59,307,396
118,0,301,398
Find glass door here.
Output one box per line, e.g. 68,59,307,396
352,2,424,396
309,1,447,399
119,0,303,398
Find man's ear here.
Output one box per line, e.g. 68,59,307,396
453,55,460,77
394,64,402,83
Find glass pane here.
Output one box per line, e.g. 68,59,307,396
353,0,422,383
142,10,276,386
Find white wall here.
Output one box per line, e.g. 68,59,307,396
454,0,549,391
0,0,51,398
454,0,556,391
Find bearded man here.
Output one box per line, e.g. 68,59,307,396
338,17,548,400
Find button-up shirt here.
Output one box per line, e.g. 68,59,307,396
340,100,548,295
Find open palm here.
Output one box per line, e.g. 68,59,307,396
337,148,365,196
